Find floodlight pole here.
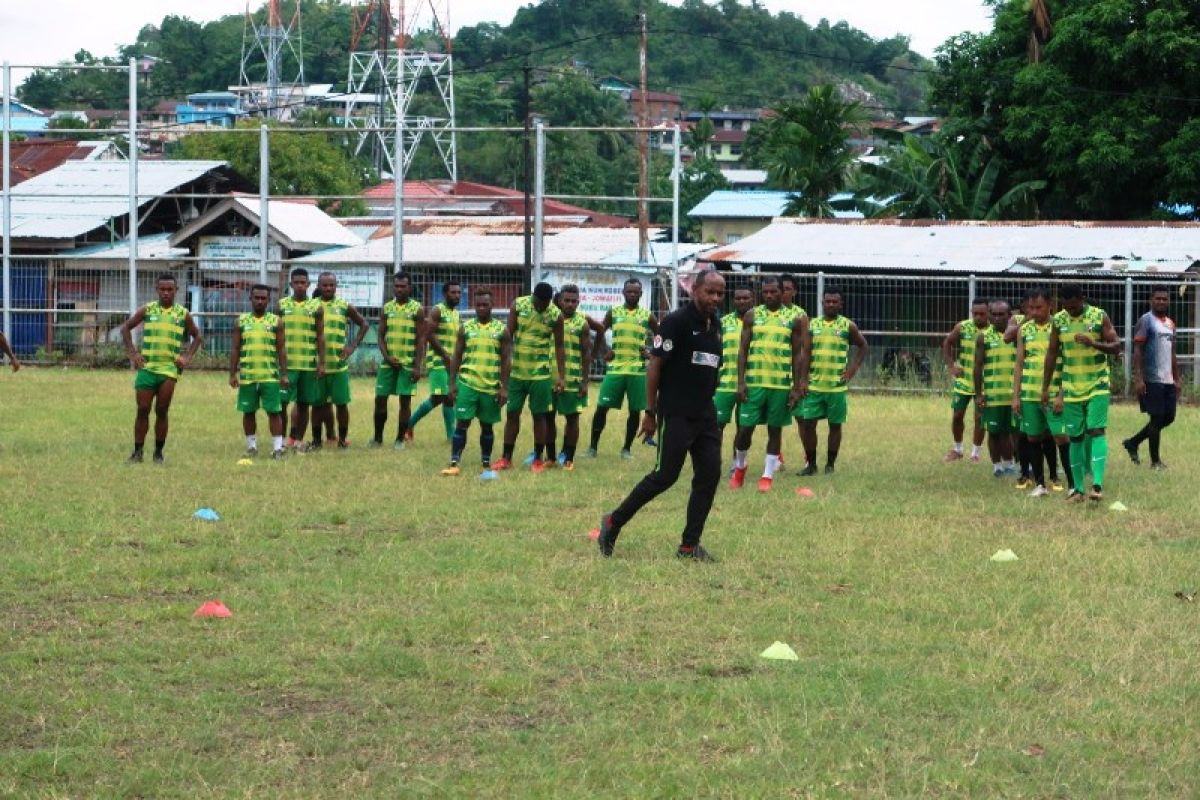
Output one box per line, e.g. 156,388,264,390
670,122,680,309
393,51,404,272
2,62,12,340
127,58,139,315
259,125,270,285
534,120,545,284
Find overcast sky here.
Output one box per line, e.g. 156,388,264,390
1,1,994,74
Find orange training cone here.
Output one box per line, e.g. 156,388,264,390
587,528,601,541
193,600,232,619
796,487,815,498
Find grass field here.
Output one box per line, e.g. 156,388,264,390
2,368,1199,798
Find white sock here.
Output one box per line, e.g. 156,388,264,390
734,449,749,469
273,435,284,451
246,435,257,449
763,454,779,479
953,441,964,454
1005,459,1016,470
971,445,982,458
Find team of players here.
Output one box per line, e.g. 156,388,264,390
107,270,1180,493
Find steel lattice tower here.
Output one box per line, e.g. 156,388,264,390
238,0,306,120
344,0,457,180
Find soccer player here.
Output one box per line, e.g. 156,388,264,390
278,268,325,451
715,287,755,452
587,278,658,458
973,299,1018,478
495,282,565,472
230,285,289,460
0,329,21,372
312,272,369,449
942,298,990,462
1042,284,1121,502
794,288,868,475
1010,288,1060,496
731,276,805,492
119,274,203,464
597,269,726,561
409,280,462,442
552,284,593,470
1123,285,1181,470
442,288,511,476
372,272,425,449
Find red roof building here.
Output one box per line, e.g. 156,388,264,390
361,179,630,228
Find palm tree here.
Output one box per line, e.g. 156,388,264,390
760,85,870,217
853,132,1046,220
1028,0,1053,63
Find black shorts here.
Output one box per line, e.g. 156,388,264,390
1139,382,1178,418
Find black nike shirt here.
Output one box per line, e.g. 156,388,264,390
650,301,722,418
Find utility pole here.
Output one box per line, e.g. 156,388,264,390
523,62,533,273
637,3,649,265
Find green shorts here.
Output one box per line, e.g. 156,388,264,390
283,370,322,405
982,405,1014,434
1062,395,1110,438
318,371,352,406
1017,400,1049,436
133,368,174,392
554,389,588,416
507,377,554,415
951,393,973,413
237,381,283,414
738,386,792,428
714,390,738,425
598,372,647,412
455,379,501,425
375,364,417,397
796,391,848,424
1047,406,1068,437
427,367,451,396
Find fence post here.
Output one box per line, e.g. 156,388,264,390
1194,281,1200,387
2,61,11,340
1123,277,1133,397
127,58,139,315
670,122,680,310
968,273,977,311
817,271,825,307
534,120,545,286
258,125,270,286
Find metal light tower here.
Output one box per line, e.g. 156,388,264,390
238,0,305,120
344,0,457,180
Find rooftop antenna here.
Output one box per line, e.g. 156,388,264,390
344,0,457,181
238,0,305,120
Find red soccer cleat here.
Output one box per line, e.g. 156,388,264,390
729,466,747,489
530,459,546,474
757,476,773,493
492,457,513,471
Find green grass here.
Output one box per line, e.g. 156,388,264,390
2,368,1198,797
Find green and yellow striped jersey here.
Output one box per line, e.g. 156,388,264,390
717,311,743,393
279,296,321,372
425,302,461,372
1018,319,1061,402
953,319,990,395
381,298,421,368
320,297,350,374
608,304,652,376
459,318,506,393
809,315,852,393
1053,305,1110,401
980,326,1016,404
559,313,588,391
745,305,795,390
140,301,188,378
236,312,281,384
511,295,562,381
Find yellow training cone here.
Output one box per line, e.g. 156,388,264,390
760,641,799,661
990,549,1020,562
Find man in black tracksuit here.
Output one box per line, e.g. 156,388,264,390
598,269,727,561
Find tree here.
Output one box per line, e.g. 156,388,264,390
932,0,1200,219
176,121,373,216
852,132,1045,220
759,85,869,217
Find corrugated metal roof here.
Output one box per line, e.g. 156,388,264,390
703,218,1200,275
70,232,188,260
293,228,709,268
166,196,363,251
8,160,230,240
687,190,862,220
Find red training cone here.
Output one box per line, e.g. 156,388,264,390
587,528,601,541
193,600,232,618
795,487,815,498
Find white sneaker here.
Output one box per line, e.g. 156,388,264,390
1030,485,1049,498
